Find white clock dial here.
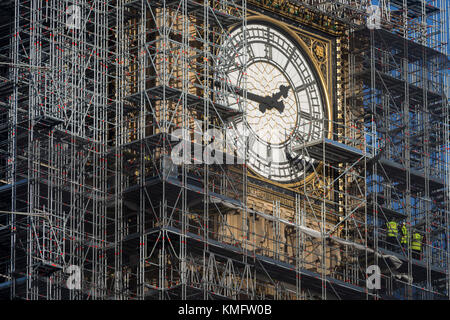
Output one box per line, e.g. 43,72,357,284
218,22,327,183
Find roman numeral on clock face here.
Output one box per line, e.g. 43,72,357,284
295,80,316,93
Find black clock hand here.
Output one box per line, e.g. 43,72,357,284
271,85,290,102
246,91,271,106
214,81,290,114
262,85,291,114
260,100,285,114
214,80,272,107
224,84,281,113
246,92,278,114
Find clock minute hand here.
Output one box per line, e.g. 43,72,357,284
215,80,272,107
244,91,277,114
229,87,277,114
213,81,287,114
246,91,270,106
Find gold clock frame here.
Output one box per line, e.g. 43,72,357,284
241,15,334,191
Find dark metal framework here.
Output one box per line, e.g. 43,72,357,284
0,0,447,300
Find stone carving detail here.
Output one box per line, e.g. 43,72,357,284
298,35,329,87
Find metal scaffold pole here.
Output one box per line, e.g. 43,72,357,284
0,0,447,300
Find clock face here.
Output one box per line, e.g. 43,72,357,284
218,22,327,183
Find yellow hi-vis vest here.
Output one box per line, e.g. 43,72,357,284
400,224,409,244
387,221,398,237
411,233,423,251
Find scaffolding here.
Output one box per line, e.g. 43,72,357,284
347,0,450,299
0,0,448,300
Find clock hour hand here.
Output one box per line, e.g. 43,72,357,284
260,85,291,114
271,84,290,102
259,99,285,114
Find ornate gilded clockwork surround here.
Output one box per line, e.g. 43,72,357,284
224,15,334,193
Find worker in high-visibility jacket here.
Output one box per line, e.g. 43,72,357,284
386,221,398,251
400,222,409,250
411,232,423,260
